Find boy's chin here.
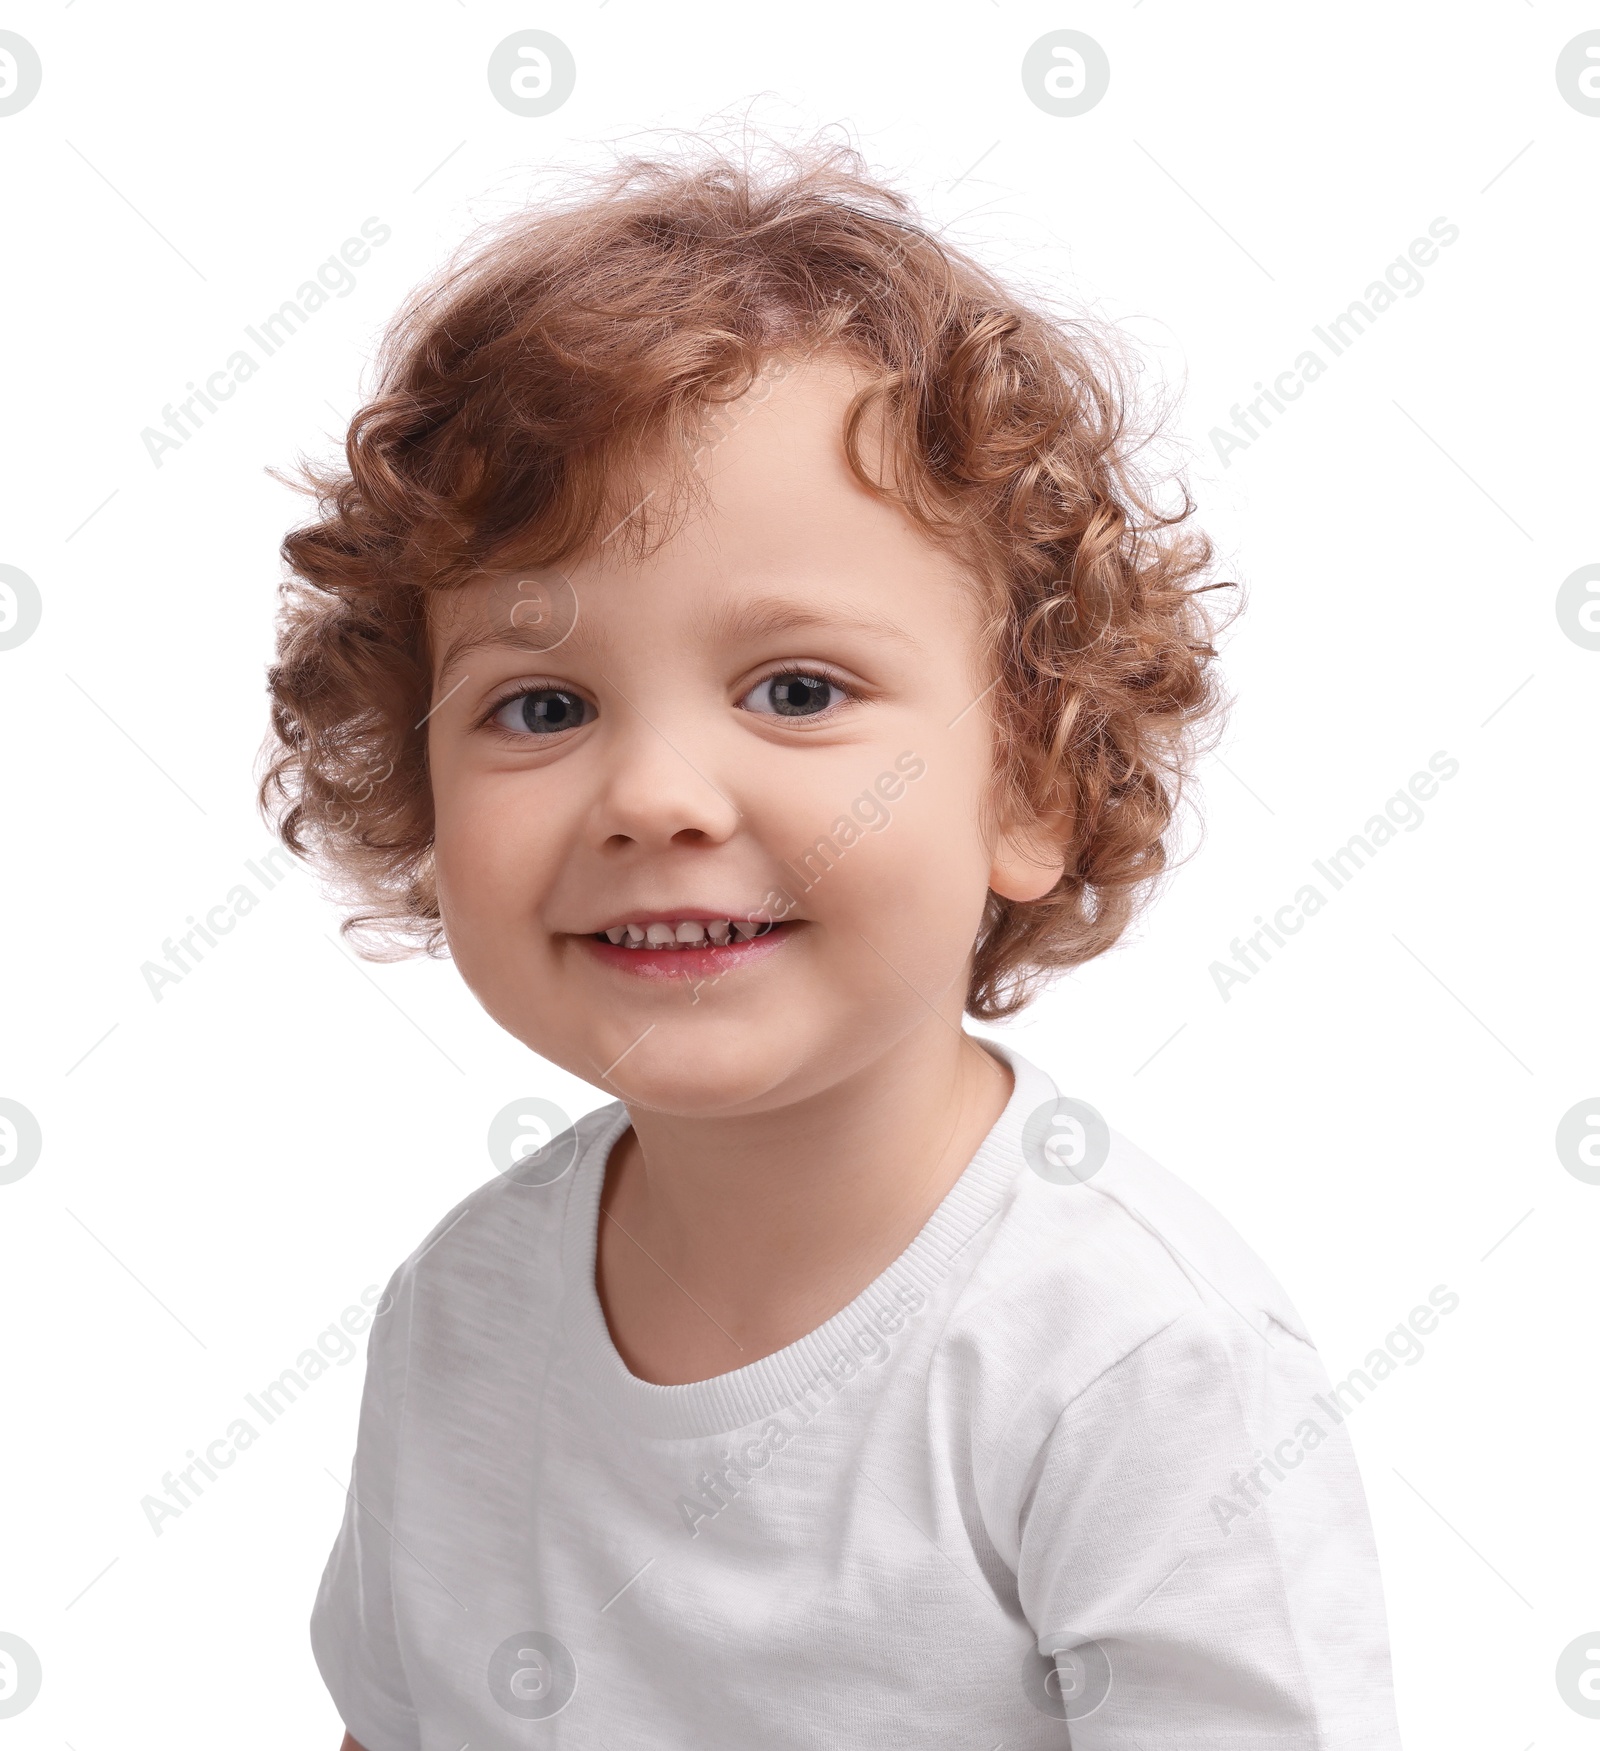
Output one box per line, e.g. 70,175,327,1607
551,1024,829,1118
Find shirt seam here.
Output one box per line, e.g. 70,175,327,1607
1011,1307,1193,1487
1015,1306,1327,1737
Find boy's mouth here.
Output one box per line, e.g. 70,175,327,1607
575,912,793,979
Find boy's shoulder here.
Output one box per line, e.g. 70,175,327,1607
943,1053,1318,1409
380,1096,627,1308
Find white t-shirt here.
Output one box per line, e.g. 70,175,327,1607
311,1038,1402,1748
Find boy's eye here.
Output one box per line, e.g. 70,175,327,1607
492,688,595,735
740,672,846,718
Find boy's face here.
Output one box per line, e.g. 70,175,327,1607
425,354,1062,1114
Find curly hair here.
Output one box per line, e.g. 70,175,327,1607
260,133,1236,1021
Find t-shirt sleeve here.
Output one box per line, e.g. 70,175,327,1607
309,1263,422,1751
1014,1308,1402,1748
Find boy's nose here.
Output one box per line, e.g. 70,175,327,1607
584,707,742,852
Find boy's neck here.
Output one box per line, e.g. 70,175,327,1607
594,1023,1013,1387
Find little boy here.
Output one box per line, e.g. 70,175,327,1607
265,141,1402,1747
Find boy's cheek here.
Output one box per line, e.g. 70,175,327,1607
434,805,570,952
800,820,992,984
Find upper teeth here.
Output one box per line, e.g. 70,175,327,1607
601,919,770,947
602,917,770,945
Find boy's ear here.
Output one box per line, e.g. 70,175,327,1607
988,806,1070,904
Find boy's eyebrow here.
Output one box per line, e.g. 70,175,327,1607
434,618,583,679
702,595,922,651
435,593,921,677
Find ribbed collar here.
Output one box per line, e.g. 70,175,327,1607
556,1035,1060,1438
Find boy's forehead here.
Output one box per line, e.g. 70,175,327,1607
619,347,883,534
427,562,932,679
427,354,980,674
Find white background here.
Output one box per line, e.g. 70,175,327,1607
1,3,1596,1745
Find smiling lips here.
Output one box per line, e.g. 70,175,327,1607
577,913,791,978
